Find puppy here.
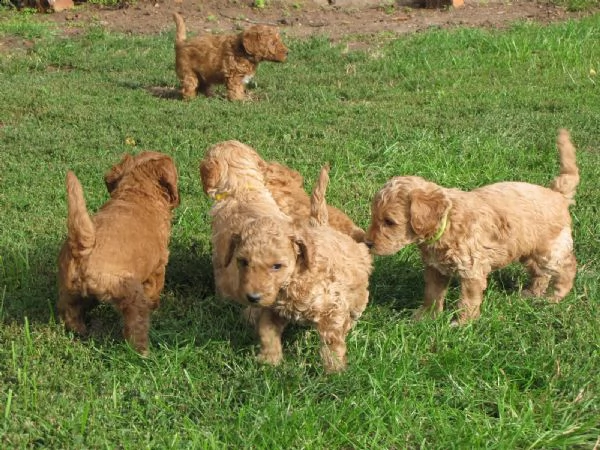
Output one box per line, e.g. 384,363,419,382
200,140,292,301
263,161,366,242
365,129,579,324
200,141,365,265
173,13,288,101
225,166,373,373
57,152,180,354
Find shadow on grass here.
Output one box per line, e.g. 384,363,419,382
145,85,181,100
368,255,424,312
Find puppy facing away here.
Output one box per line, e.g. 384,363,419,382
225,166,373,373
262,161,366,242
365,129,579,324
173,13,288,101
57,152,180,355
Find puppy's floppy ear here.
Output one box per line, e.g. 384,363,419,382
409,188,451,240
291,234,314,272
225,233,241,268
199,158,222,196
241,26,264,56
104,154,134,193
154,157,180,208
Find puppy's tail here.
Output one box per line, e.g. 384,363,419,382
309,164,330,227
66,171,95,257
550,128,579,202
173,12,186,45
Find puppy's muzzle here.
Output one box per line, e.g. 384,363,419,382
246,293,262,304
364,240,374,250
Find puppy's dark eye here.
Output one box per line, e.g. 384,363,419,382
271,263,282,271
237,258,249,268
383,218,396,227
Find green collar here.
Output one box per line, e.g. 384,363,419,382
423,210,449,245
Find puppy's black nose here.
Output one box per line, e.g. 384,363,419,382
246,293,261,304
365,240,374,249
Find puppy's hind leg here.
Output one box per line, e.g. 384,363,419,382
317,318,351,373
143,266,166,310
521,257,551,297
415,265,450,320
58,290,98,336
549,252,577,302
116,280,152,355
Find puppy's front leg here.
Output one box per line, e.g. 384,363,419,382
225,77,246,101
317,324,348,374
256,309,287,365
455,277,487,324
415,265,450,320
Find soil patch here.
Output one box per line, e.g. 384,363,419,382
33,0,591,41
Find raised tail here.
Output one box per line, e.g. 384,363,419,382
173,12,187,45
66,171,95,257
309,164,330,227
549,129,579,202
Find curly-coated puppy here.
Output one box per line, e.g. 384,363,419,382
57,152,180,355
200,140,292,301
201,140,364,247
365,129,579,324
263,161,366,242
225,166,373,373
173,13,288,101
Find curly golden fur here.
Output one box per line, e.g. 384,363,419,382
57,152,180,355
200,140,292,301
365,129,579,324
226,166,373,373
201,140,364,250
262,161,366,242
173,13,288,101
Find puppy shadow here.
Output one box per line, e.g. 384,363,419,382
115,80,182,100
368,254,424,313
146,85,181,100
1,239,63,325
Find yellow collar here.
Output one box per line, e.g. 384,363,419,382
214,191,230,202
423,210,449,245
212,184,257,202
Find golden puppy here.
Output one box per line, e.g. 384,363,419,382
263,161,366,242
173,13,288,101
365,129,579,324
57,152,179,354
200,140,292,301
225,166,373,373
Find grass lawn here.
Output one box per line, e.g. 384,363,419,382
1,9,599,448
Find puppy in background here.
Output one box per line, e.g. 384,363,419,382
173,13,288,101
58,152,180,355
365,129,579,324
226,165,373,373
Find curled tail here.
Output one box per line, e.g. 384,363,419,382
173,12,187,45
550,128,579,202
66,171,95,257
309,164,330,227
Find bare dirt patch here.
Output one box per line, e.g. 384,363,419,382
34,0,591,41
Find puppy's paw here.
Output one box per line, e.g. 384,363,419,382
413,306,439,321
257,347,283,366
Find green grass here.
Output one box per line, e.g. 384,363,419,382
1,10,600,448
